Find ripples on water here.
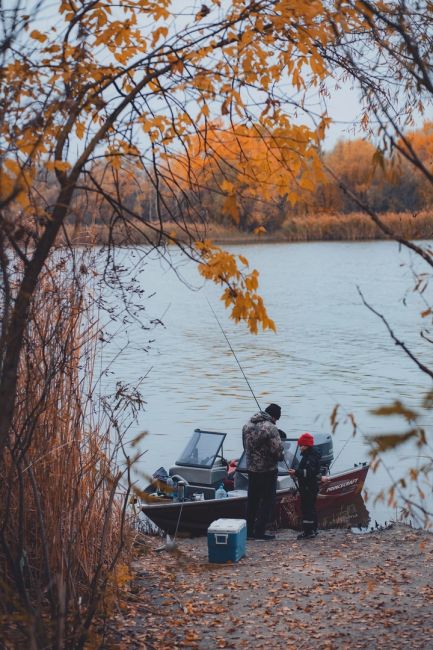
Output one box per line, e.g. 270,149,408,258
99,240,433,526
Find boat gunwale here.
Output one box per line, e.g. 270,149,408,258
142,464,369,510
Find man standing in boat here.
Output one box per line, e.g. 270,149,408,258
243,403,284,541
288,432,325,539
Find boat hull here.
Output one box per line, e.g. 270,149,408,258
141,464,369,536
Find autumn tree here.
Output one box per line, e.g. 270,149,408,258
322,139,380,212
396,122,433,210
0,0,372,451
320,0,433,525
163,121,325,232
0,0,376,645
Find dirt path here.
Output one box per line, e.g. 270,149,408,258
108,524,433,649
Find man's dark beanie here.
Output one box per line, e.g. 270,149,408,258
265,403,281,420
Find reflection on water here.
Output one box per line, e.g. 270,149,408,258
99,240,433,526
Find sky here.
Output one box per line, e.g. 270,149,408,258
22,0,430,157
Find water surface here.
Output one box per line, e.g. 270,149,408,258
99,240,433,526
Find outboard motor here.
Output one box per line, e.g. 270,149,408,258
314,432,333,473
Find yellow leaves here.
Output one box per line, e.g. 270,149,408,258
195,4,211,21
195,242,275,334
16,133,47,156
30,30,48,43
361,112,370,130
221,98,230,116
198,103,210,120
309,53,326,77
371,400,418,422
163,119,327,233
0,174,17,203
46,160,72,172
4,159,20,175
367,430,418,453
253,226,267,236
330,404,339,434
287,191,298,206
292,67,304,90
220,180,234,194
76,122,86,140
109,154,121,170
244,269,259,291
151,26,169,47
114,48,136,65
299,175,315,192
150,3,171,21
223,194,239,223
59,1,76,17
192,67,216,96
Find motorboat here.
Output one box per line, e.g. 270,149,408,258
141,428,369,536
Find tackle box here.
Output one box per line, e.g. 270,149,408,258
207,518,246,563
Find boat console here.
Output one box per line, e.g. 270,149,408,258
168,429,228,487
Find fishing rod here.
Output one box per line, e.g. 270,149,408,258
207,299,262,413
207,300,297,478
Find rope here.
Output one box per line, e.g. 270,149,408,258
173,498,185,542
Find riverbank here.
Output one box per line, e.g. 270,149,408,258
106,524,433,649
64,211,433,247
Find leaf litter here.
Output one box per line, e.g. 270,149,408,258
105,524,433,649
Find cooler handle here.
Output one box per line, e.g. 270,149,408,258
215,534,228,545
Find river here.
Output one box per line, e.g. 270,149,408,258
98,239,433,527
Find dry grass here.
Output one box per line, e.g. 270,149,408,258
0,261,135,649
282,210,433,242
62,211,433,247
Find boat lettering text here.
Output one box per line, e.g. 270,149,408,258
326,478,358,492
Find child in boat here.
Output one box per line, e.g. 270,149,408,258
288,432,329,539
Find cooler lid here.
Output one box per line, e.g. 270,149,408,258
208,518,246,534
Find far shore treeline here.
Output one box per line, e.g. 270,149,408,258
55,122,433,245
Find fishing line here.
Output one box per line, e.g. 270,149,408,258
207,299,262,413
206,301,403,513
207,300,299,487
330,434,353,470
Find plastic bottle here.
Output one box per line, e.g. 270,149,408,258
177,480,186,501
166,477,174,499
215,483,227,499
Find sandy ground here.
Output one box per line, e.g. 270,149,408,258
107,524,433,649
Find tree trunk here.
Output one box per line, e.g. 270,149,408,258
0,181,76,455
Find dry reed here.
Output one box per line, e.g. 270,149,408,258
61,211,433,247
0,257,135,649
282,211,433,242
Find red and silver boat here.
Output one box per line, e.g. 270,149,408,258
141,429,369,535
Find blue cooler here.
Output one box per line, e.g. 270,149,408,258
207,518,246,563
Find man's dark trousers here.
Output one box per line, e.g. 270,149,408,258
247,469,277,537
300,489,318,535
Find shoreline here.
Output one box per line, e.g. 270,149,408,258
63,211,433,248
107,523,433,649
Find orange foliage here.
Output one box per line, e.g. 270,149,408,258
163,122,325,232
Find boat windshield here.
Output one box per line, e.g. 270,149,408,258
236,440,299,474
175,429,227,468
